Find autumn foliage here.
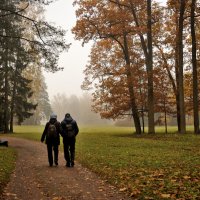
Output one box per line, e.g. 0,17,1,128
72,0,200,134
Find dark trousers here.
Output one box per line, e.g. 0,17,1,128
63,137,75,166
47,143,59,165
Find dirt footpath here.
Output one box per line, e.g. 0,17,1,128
1,137,131,200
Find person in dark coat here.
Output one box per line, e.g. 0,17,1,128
41,113,61,167
61,113,79,167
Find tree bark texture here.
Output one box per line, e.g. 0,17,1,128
147,0,155,134
191,0,199,134
123,34,142,134
177,0,186,134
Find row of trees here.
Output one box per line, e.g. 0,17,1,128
72,0,200,134
0,0,69,133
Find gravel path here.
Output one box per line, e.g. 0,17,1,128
1,137,131,200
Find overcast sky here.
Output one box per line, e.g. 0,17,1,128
44,0,91,100
44,0,166,100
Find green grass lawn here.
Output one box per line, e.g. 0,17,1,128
1,125,200,199
0,147,16,195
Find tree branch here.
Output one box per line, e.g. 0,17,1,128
0,5,56,45
0,3,29,18
0,34,43,46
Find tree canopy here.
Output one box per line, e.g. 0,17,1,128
0,0,70,132
73,0,200,134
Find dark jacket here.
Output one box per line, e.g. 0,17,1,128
41,118,61,145
61,116,79,138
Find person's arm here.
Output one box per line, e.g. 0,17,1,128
41,123,48,142
60,122,65,137
74,121,79,136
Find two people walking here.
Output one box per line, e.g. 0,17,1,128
41,113,79,167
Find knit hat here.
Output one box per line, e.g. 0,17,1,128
65,113,71,118
50,113,57,119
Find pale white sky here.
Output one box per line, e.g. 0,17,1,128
44,0,92,100
44,0,166,100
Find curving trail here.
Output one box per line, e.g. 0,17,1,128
1,137,131,200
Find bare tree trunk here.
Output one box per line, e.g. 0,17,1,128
164,100,168,134
10,63,18,133
177,0,186,134
191,0,199,134
139,85,145,133
141,109,145,133
128,1,155,133
123,34,141,134
147,0,155,134
174,20,181,133
3,52,9,133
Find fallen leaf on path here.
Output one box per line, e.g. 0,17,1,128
119,187,127,192
183,175,191,180
160,193,171,198
5,193,17,196
52,197,64,200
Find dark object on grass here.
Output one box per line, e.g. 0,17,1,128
0,140,8,147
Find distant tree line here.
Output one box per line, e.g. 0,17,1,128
73,0,200,134
0,0,69,133
51,93,111,125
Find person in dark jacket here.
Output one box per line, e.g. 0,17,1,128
41,113,61,167
61,113,79,167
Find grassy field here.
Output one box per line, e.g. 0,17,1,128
1,125,200,199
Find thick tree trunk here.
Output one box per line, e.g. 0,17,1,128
10,64,18,133
4,58,9,133
147,0,155,134
177,0,186,134
175,30,181,132
123,34,141,134
130,3,154,133
191,0,199,134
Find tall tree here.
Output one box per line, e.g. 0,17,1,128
190,0,199,134
177,0,186,133
82,39,146,131
108,0,158,133
72,0,142,133
0,0,69,132
155,1,182,132
146,0,155,133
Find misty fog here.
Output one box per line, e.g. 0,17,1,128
51,93,112,125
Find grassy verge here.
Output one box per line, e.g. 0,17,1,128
77,126,200,199
0,147,16,196
10,125,44,141
3,125,200,199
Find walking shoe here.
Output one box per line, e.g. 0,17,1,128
66,163,71,167
54,161,58,166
